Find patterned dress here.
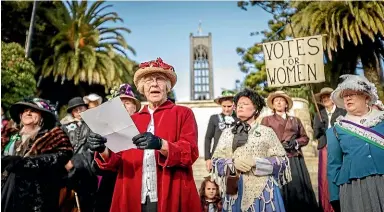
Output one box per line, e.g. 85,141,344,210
211,122,291,212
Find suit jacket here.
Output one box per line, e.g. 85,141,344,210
313,107,346,149
204,113,236,160
261,114,309,157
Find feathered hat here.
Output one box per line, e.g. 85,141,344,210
108,83,141,112
331,74,378,109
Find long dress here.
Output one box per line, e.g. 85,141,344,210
327,109,384,212
313,107,346,212
261,114,318,212
211,122,291,212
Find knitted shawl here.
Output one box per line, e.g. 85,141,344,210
211,122,291,211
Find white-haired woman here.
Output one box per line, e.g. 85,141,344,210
327,75,384,212
88,58,201,212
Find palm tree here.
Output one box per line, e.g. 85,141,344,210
289,1,384,101
42,0,136,89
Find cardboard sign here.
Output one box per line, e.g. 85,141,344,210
263,35,325,87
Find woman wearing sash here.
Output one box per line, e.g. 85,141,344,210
261,91,318,212
327,75,384,212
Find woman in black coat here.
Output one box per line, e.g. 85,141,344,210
1,98,73,212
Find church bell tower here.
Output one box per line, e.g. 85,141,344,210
190,22,214,100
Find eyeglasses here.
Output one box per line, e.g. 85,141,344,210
341,93,361,99
144,77,166,85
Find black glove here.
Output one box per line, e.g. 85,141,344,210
2,156,22,172
282,139,297,151
132,132,162,150
87,132,107,153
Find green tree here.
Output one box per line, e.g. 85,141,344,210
42,0,136,89
289,1,384,101
1,1,58,67
1,42,37,110
236,2,310,98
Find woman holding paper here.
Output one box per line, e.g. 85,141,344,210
326,75,384,212
89,58,201,212
94,83,142,212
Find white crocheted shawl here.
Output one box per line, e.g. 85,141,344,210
211,122,291,211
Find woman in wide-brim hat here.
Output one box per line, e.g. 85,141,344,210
327,75,384,212
10,97,57,129
2,97,72,212
266,90,293,111
314,87,334,105
261,91,319,212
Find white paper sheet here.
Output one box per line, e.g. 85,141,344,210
80,97,139,153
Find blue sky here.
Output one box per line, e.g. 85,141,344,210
106,1,272,101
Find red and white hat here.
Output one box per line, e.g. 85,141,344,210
133,58,177,91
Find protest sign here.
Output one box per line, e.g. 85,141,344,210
262,35,325,87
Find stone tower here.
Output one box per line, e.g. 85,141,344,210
190,23,214,100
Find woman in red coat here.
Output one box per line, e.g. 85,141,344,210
88,58,201,212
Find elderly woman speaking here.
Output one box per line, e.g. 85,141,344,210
327,75,384,212
88,58,201,212
1,98,73,212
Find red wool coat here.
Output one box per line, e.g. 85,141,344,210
94,101,202,212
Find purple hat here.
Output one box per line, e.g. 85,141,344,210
110,84,141,112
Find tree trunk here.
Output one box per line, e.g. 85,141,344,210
363,65,384,102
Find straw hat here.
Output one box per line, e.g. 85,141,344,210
266,91,293,110
314,87,334,104
331,74,378,109
134,58,177,90
214,90,236,104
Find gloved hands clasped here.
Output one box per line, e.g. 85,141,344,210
282,139,298,151
132,132,163,150
88,132,107,153
234,157,255,173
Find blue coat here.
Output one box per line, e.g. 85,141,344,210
326,120,384,201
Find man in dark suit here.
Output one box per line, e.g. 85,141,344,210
313,87,346,212
204,90,237,171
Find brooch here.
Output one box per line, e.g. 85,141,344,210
66,123,77,132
